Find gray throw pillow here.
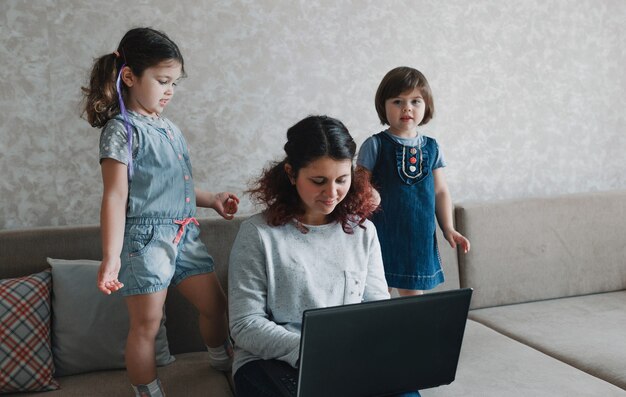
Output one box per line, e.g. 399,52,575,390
47,258,175,376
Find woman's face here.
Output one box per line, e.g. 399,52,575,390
287,156,352,226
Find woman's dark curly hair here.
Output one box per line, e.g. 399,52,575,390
248,115,377,233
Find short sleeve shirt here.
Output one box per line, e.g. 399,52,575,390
99,119,140,165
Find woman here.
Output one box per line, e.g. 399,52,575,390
229,115,420,396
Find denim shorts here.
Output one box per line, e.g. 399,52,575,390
119,218,215,296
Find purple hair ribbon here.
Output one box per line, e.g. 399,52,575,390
115,64,134,180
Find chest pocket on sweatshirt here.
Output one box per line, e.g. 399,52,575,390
343,270,366,304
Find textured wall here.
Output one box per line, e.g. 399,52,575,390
1,0,625,229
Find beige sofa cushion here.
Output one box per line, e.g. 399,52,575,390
455,190,626,309
422,320,626,397
469,290,626,390
8,352,233,397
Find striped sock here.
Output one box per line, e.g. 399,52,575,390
132,378,164,397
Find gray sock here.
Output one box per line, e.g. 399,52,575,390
207,338,234,371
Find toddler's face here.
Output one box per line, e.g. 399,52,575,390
384,88,426,138
125,60,182,118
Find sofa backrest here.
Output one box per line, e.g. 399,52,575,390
0,217,246,356
0,213,459,354
455,190,626,309
0,224,102,279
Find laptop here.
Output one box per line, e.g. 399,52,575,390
259,288,473,397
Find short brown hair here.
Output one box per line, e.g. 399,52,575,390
374,66,434,126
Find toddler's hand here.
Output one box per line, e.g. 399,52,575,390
224,197,239,215
371,186,381,207
214,192,240,220
445,230,471,254
97,258,124,295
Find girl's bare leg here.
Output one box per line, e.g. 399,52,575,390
125,290,168,385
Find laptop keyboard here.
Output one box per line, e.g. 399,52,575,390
280,374,298,396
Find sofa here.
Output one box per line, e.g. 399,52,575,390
0,220,240,396
1,190,625,396
423,190,626,396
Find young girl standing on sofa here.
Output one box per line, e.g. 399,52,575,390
82,27,238,397
357,66,470,296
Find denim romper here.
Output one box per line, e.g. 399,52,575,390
104,112,215,296
370,132,444,290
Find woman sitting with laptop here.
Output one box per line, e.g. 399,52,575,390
228,115,420,397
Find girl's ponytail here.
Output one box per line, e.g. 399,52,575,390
82,52,122,128
82,28,184,129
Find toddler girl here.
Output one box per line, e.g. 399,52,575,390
82,27,238,396
357,66,470,296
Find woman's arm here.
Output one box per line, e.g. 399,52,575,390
362,225,391,301
433,168,470,253
228,221,301,366
98,159,128,294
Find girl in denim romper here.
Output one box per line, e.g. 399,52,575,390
357,66,470,297
83,27,238,397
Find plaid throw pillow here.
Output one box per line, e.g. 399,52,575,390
0,270,59,392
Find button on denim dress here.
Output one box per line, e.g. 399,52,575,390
370,132,444,290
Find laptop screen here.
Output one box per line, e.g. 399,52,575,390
296,288,472,397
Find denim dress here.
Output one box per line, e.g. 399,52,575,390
100,112,214,296
370,132,444,290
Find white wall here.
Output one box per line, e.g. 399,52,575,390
1,0,624,229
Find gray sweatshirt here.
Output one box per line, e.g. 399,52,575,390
228,213,390,374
